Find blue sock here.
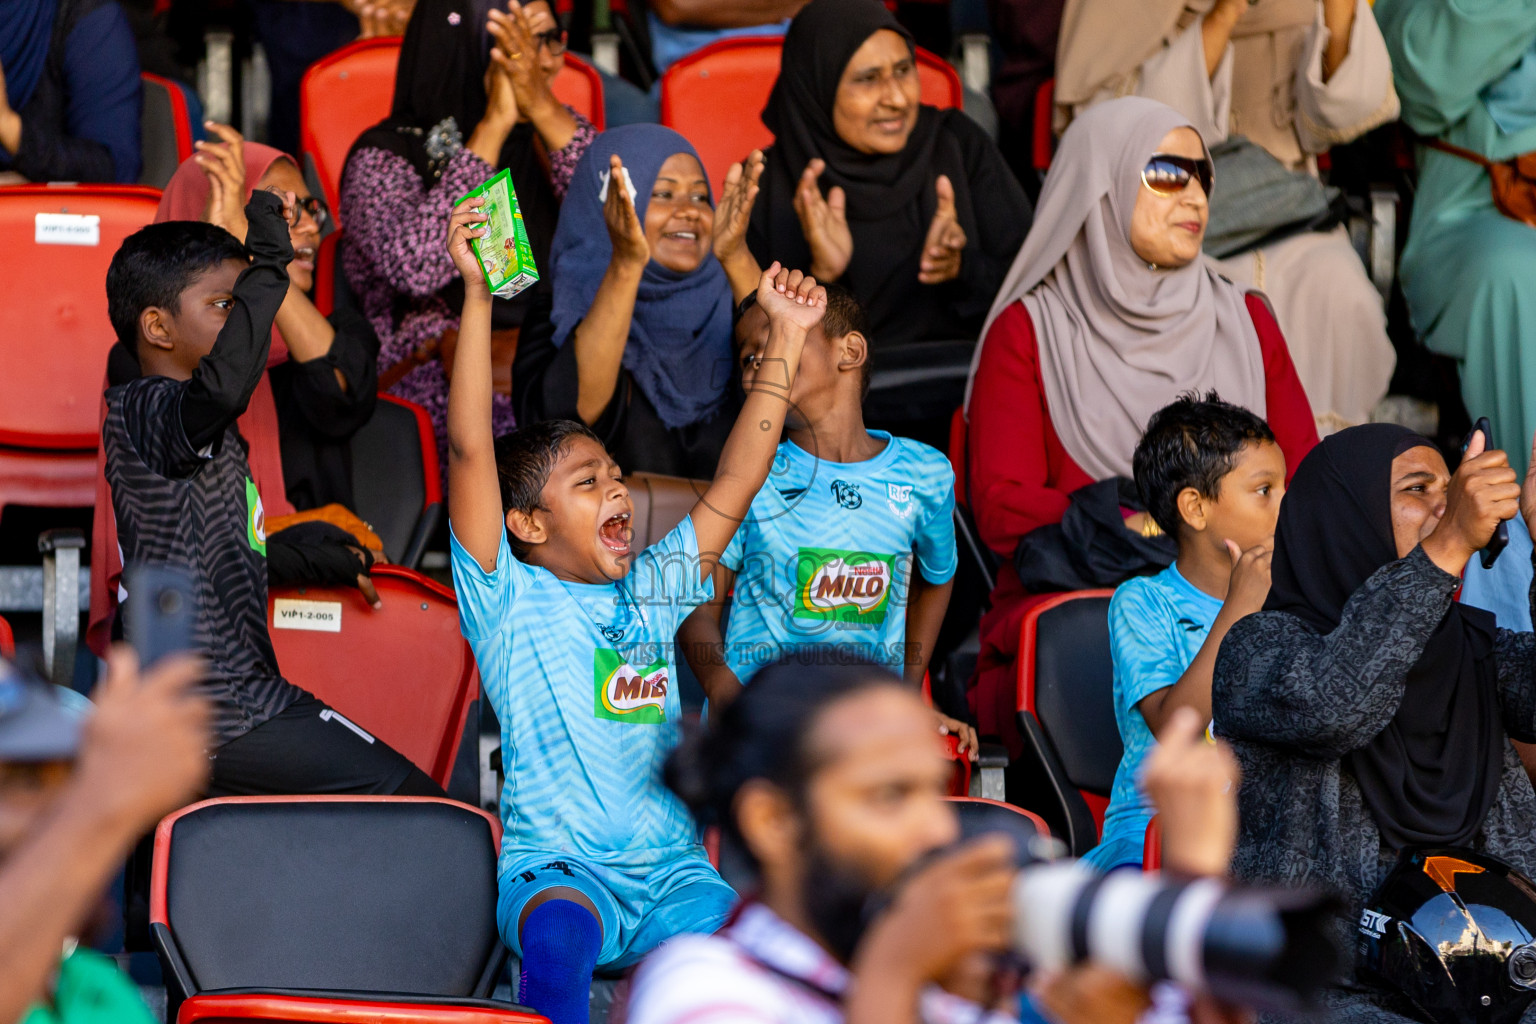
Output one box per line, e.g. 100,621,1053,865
518,900,602,1024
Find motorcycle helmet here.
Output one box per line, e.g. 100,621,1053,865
1359,846,1536,1024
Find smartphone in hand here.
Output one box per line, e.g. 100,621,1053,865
124,564,197,669
1466,417,1511,569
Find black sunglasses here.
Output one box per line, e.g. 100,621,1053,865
1141,154,1214,198
535,28,566,55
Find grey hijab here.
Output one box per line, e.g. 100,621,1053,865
963,96,1265,481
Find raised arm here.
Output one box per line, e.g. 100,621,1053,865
688,263,819,578
180,191,295,452
572,154,649,425
0,650,207,1024
444,200,506,572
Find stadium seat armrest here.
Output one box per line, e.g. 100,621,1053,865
969,743,1008,802
1017,711,1100,857
401,501,442,571
151,922,197,1006
38,528,85,687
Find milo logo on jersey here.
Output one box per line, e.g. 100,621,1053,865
795,547,896,625
245,478,267,557
593,649,668,724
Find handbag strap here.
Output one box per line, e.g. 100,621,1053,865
1424,138,1495,169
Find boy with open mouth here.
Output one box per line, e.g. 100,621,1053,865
444,190,824,1024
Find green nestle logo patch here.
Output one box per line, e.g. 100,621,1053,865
794,547,895,625
245,478,266,557
593,648,668,724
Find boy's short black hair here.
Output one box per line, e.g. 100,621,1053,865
819,283,871,399
494,419,604,557
106,222,249,351
1133,391,1276,537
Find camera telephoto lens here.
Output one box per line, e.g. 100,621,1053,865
1012,860,1341,1012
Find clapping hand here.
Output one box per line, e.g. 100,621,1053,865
918,175,966,285
604,154,649,269
792,158,852,282
487,3,551,121
196,122,251,242
713,149,764,266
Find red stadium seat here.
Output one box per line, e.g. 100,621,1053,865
140,72,197,189
1143,814,1161,872
300,37,403,220
552,52,607,132
266,566,477,789
311,228,343,317
0,614,13,659
150,795,547,1024
0,184,162,515
1015,589,1119,856
660,35,964,196
301,39,605,222
922,671,972,796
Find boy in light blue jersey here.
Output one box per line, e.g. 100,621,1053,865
1085,393,1285,871
680,285,976,756
443,184,826,1024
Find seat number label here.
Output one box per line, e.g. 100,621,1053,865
272,598,342,632
35,213,101,246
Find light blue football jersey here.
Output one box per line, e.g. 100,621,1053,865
720,433,957,683
451,518,713,877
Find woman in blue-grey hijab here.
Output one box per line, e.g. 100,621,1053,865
514,124,763,477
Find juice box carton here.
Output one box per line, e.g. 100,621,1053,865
458,167,539,299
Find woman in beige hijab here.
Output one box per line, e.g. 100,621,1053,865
1054,0,1400,433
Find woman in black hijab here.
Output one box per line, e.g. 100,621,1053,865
746,0,1031,439
1213,423,1536,1020
338,0,596,464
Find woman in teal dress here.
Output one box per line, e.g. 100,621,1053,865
1378,0,1536,476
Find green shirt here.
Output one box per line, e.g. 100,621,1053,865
20,949,157,1024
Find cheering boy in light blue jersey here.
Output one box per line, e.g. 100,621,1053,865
443,180,824,1024
679,286,975,757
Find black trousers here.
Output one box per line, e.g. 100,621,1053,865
125,695,443,949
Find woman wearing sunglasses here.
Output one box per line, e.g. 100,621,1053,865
961,97,1320,755
1051,0,1400,436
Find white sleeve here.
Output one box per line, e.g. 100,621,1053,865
626,939,800,1024
1294,0,1401,152
1137,18,1232,146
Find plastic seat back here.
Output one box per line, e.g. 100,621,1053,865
552,53,606,130
0,185,163,450
349,394,442,568
266,567,476,788
0,614,12,658
139,73,196,188
661,36,962,195
1016,590,1118,854
302,41,604,219
300,37,403,219
152,797,503,997
948,796,1050,845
